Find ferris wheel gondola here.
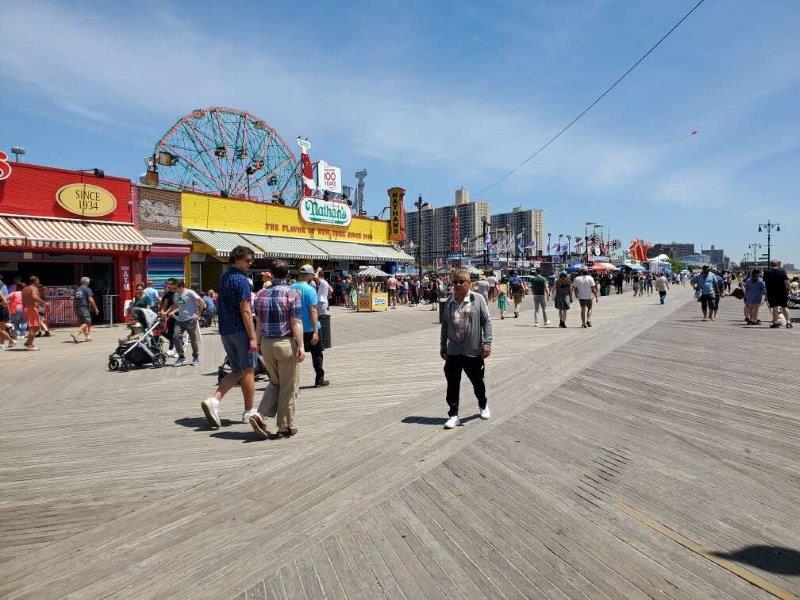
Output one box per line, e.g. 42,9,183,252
146,107,302,204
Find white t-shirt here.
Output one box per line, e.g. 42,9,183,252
573,275,596,300
317,279,331,316
387,277,398,290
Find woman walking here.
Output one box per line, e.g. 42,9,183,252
743,269,765,325
0,287,16,349
553,271,573,328
35,283,51,337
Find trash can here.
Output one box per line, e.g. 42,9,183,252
319,314,332,349
438,299,447,324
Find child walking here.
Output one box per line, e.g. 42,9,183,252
497,289,508,319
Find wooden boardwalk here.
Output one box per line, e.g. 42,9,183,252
1,288,798,599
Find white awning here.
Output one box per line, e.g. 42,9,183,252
357,266,390,277
363,244,414,263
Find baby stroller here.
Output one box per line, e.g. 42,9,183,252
198,307,215,328
109,308,167,371
216,353,268,383
789,294,800,309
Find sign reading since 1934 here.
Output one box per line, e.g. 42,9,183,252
387,186,406,242
56,183,118,217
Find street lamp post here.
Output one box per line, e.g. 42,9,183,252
565,235,572,259
414,195,425,276
757,221,780,264
482,217,489,269
747,242,762,265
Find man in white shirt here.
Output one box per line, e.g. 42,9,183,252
655,273,670,304
572,267,598,328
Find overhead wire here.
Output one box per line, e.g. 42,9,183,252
476,0,706,196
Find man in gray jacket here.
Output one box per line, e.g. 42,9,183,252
440,268,493,429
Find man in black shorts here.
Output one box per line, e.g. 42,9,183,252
763,261,792,329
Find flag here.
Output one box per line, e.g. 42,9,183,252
484,228,491,251
516,232,524,254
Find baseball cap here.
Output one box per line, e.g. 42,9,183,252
299,264,315,274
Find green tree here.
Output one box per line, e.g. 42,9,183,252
669,258,685,273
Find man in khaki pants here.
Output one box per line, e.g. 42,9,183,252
249,260,305,440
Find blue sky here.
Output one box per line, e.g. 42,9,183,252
1,0,798,265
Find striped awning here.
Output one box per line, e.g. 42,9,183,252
242,234,327,260
6,216,151,251
186,229,264,258
364,244,414,263
307,239,383,261
357,266,390,277
0,216,26,247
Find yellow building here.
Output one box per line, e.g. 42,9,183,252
180,192,412,288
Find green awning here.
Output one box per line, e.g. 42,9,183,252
186,229,264,258
306,239,381,261
242,234,328,260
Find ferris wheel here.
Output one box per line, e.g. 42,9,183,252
146,107,302,204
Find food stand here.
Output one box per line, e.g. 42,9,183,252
356,266,390,312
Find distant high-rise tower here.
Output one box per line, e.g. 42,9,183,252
490,206,544,256
455,187,470,205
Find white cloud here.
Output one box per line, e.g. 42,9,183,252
0,1,662,195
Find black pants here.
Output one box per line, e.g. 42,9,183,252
303,331,325,383
444,355,487,417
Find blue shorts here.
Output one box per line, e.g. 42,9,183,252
220,330,253,373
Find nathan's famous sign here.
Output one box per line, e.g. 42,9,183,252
299,196,352,228
387,186,406,242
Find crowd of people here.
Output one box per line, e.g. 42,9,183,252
700,261,797,328
197,247,331,440
2,255,796,438
0,274,51,350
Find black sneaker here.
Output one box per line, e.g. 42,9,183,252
314,380,330,388
770,323,781,328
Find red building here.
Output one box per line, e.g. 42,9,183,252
0,161,150,324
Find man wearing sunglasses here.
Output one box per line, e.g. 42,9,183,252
440,268,493,429
201,245,258,428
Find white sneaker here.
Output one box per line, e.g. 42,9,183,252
201,397,221,428
543,320,550,326
479,407,491,420
444,415,460,429
241,408,258,424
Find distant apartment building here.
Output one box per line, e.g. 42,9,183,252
702,245,726,269
490,206,545,255
406,189,490,267
649,242,695,258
